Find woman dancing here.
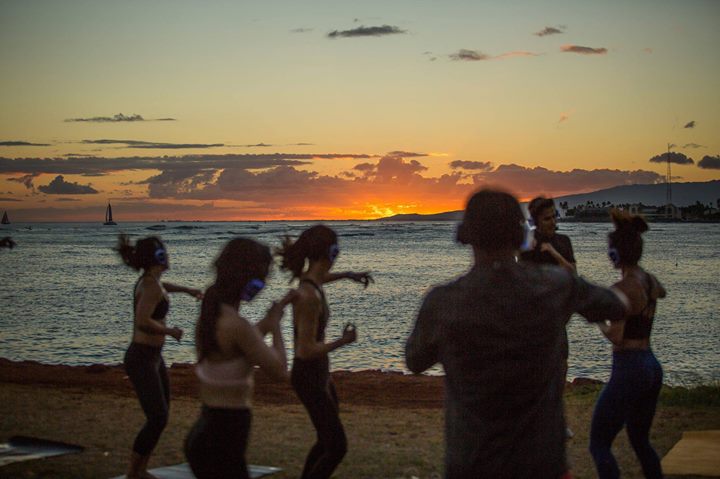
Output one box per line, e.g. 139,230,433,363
590,210,667,479
184,238,292,479
277,224,372,479
116,235,202,479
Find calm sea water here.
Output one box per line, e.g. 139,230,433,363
0,221,718,386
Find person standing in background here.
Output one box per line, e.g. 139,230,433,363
115,234,202,479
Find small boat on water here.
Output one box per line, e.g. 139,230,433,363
103,203,117,225
1,211,9,225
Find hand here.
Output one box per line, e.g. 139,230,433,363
186,288,204,300
169,327,183,342
341,323,357,345
539,242,558,256
349,272,374,288
279,289,298,306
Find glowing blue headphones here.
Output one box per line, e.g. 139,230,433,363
520,220,536,252
153,247,168,266
608,247,621,267
241,278,265,301
328,243,340,263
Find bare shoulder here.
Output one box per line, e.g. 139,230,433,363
295,282,321,306
137,276,162,297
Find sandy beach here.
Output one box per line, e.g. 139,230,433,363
1,359,718,478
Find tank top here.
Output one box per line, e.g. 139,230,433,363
295,278,329,342
133,276,169,321
622,273,656,340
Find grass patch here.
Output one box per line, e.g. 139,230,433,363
659,383,720,408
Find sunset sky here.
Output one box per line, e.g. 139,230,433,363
1,0,719,221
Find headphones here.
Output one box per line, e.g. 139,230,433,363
241,278,266,301
520,220,536,252
328,243,340,263
608,247,621,267
153,247,168,266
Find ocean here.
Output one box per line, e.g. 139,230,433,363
0,221,718,386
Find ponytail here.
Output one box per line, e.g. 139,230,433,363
276,225,338,280
115,234,140,270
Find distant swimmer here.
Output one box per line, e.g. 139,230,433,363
115,234,203,479
277,224,373,479
0,237,16,249
185,238,294,479
590,210,667,479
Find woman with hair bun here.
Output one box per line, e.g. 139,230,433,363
277,224,372,479
184,238,293,479
115,234,203,479
590,210,667,479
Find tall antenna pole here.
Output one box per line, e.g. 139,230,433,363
666,143,672,207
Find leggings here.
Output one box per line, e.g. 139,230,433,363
123,342,170,456
184,406,252,479
292,357,347,479
589,349,663,479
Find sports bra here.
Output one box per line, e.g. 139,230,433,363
195,357,254,409
295,278,329,342
133,276,170,322
623,273,656,340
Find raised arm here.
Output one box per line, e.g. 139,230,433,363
406,289,441,374
572,275,628,324
229,313,288,381
162,281,204,300
135,278,182,340
322,271,374,288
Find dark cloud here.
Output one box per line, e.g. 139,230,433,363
683,143,706,149
649,152,694,165
327,25,406,38
698,155,720,170
684,120,696,129
560,45,607,55
291,28,313,33
65,113,176,122
82,139,224,149
534,26,564,37
0,153,372,176
449,49,490,61
38,175,99,195
0,141,50,147
0,197,22,202
386,151,427,158
55,198,81,202
7,172,40,190
449,160,493,171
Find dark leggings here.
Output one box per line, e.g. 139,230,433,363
292,357,347,479
590,350,663,479
184,406,252,479
123,342,170,456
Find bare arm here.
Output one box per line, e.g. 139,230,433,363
540,243,576,273
256,290,296,336
322,271,374,288
135,278,182,340
162,281,204,300
229,314,288,381
406,289,441,374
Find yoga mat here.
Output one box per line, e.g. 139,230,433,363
0,436,84,467
661,430,720,477
110,463,281,479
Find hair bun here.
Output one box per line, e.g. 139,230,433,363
610,209,648,235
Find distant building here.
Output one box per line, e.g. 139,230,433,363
627,203,681,220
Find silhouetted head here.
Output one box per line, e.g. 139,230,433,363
528,196,557,237
608,209,648,268
456,190,525,252
276,224,339,279
197,238,273,360
115,234,168,272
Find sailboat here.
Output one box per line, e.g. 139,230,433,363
1,211,9,225
103,203,117,225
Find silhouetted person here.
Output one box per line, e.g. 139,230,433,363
590,210,666,479
116,235,203,479
406,189,627,479
521,196,577,437
185,238,292,479
277,224,372,479
0,237,16,249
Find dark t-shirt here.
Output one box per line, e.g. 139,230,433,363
520,232,576,266
406,261,624,479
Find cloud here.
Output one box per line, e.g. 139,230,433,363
327,25,406,38
386,151,427,158
558,112,572,124
38,175,99,195
643,48,653,54
698,155,720,170
0,197,22,202
534,26,565,37
682,143,705,149
0,141,50,147
495,51,540,59
649,152,694,165
561,45,607,55
449,160,493,171
82,139,224,149
449,49,490,61
7,172,40,190
65,113,176,122
684,120,696,129
291,28,313,33
55,197,81,202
